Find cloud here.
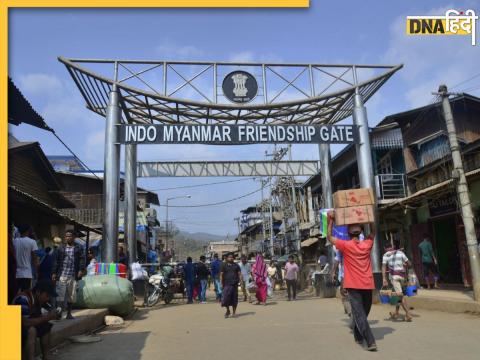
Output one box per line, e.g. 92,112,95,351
19,73,63,98
228,51,284,63
383,4,480,107
155,40,204,59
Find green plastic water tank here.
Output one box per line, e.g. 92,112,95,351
75,275,134,316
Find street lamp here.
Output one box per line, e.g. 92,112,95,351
166,195,191,260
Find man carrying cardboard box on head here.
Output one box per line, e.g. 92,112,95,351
327,209,377,352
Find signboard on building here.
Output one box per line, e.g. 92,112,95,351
222,70,258,103
119,124,359,145
428,193,458,217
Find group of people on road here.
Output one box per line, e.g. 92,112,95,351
181,252,299,318
8,225,90,360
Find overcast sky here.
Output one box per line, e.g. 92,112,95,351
9,1,480,236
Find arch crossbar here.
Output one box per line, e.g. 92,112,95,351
59,57,402,125
137,160,320,177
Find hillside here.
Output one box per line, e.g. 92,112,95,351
173,230,227,260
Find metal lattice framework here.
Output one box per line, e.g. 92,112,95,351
59,57,402,125
138,160,320,177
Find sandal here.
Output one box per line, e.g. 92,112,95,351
389,312,399,320
405,315,413,322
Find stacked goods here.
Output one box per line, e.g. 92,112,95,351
333,188,375,225
320,209,350,239
94,263,127,278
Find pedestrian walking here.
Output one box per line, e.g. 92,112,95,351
197,255,210,303
13,224,39,292
418,234,439,289
52,230,85,319
284,256,299,301
267,260,278,291
318,250,328,270
252,253,268,305
331,249,351,316
327,211,377,352
184,257,196,304
239,255,252,302
382,241,413,322
8,224,18,304
220,252,242,318
211,253,223,302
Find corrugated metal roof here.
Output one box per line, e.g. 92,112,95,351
10,186,101,234
8,77,51,130
371,127,404,149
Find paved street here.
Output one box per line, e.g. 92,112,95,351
54,294,480,360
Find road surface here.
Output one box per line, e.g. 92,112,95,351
54,294,480,360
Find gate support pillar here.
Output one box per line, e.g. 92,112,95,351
102,86,121,263
319,143,336,267
352,91,381,274
125,143,138,266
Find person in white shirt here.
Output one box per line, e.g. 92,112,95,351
382,240,412,322
13,224,39,291
267,260,278,291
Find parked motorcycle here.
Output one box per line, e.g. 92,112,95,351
146,273,174,306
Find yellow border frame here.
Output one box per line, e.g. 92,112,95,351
1,1,309,359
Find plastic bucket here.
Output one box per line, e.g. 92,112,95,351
389,294,402,305
379,294,390,304
405,285,417,297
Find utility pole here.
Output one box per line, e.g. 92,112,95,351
269,179,274,257
288,145,302,261
165,195,191,261
260,179,267,250
435,85,480,301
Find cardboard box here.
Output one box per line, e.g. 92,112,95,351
334,204,375,226
333,188,375,208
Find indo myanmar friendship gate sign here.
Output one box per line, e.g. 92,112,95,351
119,124,359,145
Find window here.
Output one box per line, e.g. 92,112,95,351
378,154,393,180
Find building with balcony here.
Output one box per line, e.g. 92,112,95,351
238,204,283,257
53,169,160,259
304,93,480,287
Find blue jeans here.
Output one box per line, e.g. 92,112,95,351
213,277,222,300
200,279,208,302
185,282,194,303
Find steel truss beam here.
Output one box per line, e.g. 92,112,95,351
137,161,319,177
59,57,402,125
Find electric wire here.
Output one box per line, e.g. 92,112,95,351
450,72,480,90
156,186,265,208
48,128,101,180
148,177,256,191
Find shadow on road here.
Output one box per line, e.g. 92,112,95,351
371,326,395,340
234,311,256,317
56,331,150,360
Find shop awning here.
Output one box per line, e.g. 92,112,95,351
301,237,319,248
383,167,480,208
118,211,148,231
9,186,101,234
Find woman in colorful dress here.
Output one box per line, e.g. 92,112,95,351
252,253,268,305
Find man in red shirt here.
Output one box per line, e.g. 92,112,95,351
327,211,377,351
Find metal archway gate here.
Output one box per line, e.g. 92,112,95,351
60,57,402,272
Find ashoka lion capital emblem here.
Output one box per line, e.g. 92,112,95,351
222,70,258,103
231,73,249,97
